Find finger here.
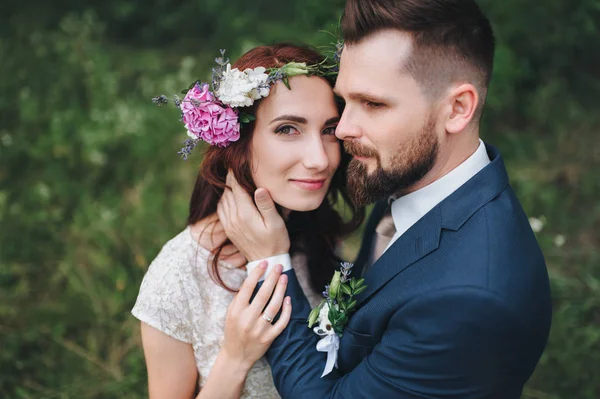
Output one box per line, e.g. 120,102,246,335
227,170,257,214
261,273,288,324
216,200,229,231
217,189,235,230
222,189,236,217
221,184,235,208
235,261,268,306
269,296,292,338
254,188,282,226
226,294,237,315
249,264,283,316
225,169,234,189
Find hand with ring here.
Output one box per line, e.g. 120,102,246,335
220,261,292,371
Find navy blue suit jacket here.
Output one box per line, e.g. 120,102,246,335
266,144,552,398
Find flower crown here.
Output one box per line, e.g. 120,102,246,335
152,48,341,159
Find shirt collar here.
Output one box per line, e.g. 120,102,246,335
390,139,491,238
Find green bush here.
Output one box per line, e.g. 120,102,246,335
0,12,201,397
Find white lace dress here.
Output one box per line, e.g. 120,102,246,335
132,226,323,398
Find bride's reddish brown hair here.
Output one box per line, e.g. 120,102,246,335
188,43,364,292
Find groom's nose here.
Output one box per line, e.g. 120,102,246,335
335,108,361,141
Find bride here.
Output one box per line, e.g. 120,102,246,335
132,43,363,398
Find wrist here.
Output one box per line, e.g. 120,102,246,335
247,254,292,279
220,347,254,374
247,248,289,262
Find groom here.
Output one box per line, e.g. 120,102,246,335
220,0,552,397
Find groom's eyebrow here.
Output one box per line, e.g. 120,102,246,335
334,88,388,104
270,115,307,124
348,92,388,103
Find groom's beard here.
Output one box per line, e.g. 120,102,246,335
345,118,439,206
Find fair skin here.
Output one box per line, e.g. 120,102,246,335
335,29,480,194
141,75,341,399
250,75,341,212
141,262,291,399
218,29,483,262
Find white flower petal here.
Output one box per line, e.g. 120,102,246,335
554,234,566,248
529,217,544,233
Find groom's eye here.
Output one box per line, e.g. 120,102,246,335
365,101,384,109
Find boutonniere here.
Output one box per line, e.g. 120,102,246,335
307,262,367,377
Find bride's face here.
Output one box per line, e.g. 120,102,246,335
250,76,341,212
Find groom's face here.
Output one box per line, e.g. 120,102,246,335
335,30,441,205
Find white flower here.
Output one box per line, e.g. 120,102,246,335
554,234,566,248
89,150,107,166
216,64,269,107
100,208,116,222
1,133,12,147
529,216,545,233
35,182,51,200
187,130,197,140
313,302,336,336
245,66,270,99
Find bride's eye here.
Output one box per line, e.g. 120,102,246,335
275,125,299,135
322,126,337,135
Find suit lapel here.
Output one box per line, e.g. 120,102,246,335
355,206,443,306
354,143,509,307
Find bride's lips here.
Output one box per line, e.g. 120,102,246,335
290,178,326,191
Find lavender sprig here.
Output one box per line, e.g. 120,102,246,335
267,70,285,85
333,40,344,64
340,261,353,283
212,49,229,92
152,95,169,106
178,138,199,160
173,95,182,108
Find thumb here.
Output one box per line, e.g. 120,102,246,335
254,188,280,224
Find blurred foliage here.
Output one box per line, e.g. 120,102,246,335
0,0,599,398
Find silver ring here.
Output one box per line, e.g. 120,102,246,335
262,313,274,323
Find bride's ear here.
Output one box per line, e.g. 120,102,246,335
445,83,478,134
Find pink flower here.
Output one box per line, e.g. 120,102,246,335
180,83,240,147
187,82,214,102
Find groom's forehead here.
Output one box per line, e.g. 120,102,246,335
337,43,413,94
339,31,413,77
341,30,412,63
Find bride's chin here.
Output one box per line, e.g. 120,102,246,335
276,197,326,214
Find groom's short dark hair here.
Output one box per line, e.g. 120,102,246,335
341,0,495,119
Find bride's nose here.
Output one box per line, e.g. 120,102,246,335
302,136,330,171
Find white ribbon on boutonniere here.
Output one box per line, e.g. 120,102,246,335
313,301,340,377
316,334,340,377
307,262,367,378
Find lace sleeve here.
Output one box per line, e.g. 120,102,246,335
131,248,194,343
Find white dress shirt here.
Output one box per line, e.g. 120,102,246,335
383,139,491,253
248,140,491,278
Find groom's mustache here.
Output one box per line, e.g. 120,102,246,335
344,140,379,159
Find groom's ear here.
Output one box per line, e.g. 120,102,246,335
444,83,478,134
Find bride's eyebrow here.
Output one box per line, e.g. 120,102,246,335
270,115,307,124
